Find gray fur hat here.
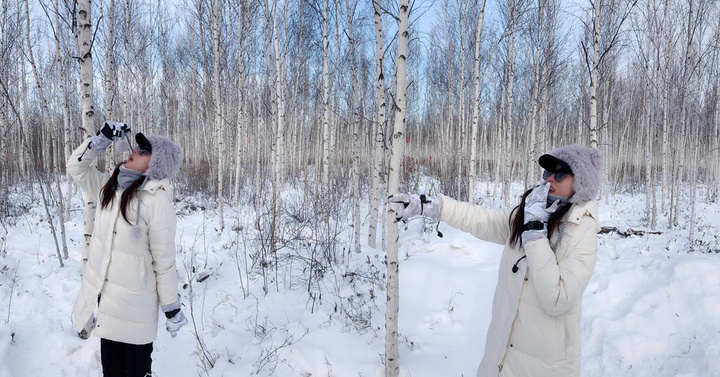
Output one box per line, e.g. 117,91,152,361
136,133,184,180
539,144,604,205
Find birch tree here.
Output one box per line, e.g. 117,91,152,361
345,0,361,253
321,0,331,195
468,0,487,201
368,0,386,249
233,0,249,208
386,0,410,372
211,0,224,231
75,0,96,252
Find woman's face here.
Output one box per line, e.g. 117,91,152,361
125,148,151,173
546,164,574,198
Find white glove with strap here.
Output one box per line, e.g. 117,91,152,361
89,121,131,154
161,297,188,338
388,193,442,222
521,183,560,245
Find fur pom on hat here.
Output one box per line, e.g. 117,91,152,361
136,133,184,180
539,144,604,205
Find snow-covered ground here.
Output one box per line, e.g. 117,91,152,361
1,182,719,376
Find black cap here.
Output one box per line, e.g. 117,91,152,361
135,132,153,153
539,154,572,173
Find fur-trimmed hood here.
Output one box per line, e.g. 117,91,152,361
539,144,604,205
137,133,184,181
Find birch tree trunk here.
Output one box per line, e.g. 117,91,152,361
76,0,96,253
0,0,6,206
233,0,248,209
58,0,72,219
211,0,224,231
321,0,331,194
272,0,287,192
368,0,386,249
104,0,116,120
468,0,487,201
503,0,517,206
386,0,409,373
661,0,669,211
457,0,467,199
124,0,131,120
589,0,601,148
526,0,543,189
345,0,361,253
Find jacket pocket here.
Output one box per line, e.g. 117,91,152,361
511,302,567,363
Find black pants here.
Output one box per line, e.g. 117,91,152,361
100,338,153,377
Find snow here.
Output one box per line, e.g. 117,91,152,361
1,183,720,376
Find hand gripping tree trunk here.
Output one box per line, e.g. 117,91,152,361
386,0,409,374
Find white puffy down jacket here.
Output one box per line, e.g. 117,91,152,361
438,195,599,377
69,139,179,345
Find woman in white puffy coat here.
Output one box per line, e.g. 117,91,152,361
390,144,603,377
68,122,188,377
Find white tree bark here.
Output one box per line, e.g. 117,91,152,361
589,0,601,148
457,0,467,199
661,0,670,211
76,0,96,253
386,0,409,373
272,0,287,192
345,0,361,253
525,0,543,189
0,0,6,204
57,0,72,219
368,0,386,249
468,0,487,201
233,0,248,209
211,0,224,231
104,0,116,120
123,0,131,121
503,0,517,206
321,0,331,194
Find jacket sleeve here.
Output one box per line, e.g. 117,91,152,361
146,189,179,307
523,215,598,316
67,138,109,199
438,194,513,245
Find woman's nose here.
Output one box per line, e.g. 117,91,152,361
546,174,556,183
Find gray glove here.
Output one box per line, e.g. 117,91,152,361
165,310,187,338
521,183,559,245
89,121,130,154
161,297,187,338
388,193,442,222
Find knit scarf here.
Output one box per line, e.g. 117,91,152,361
118,165,144,190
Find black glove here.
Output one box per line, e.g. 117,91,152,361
98,121,130,141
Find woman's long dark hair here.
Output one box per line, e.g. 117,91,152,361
509,188,573,248
100,163,146,225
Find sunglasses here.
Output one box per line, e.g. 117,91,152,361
543,169,571,182
134,148,151,156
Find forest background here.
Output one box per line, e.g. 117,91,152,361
1,0,719,375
